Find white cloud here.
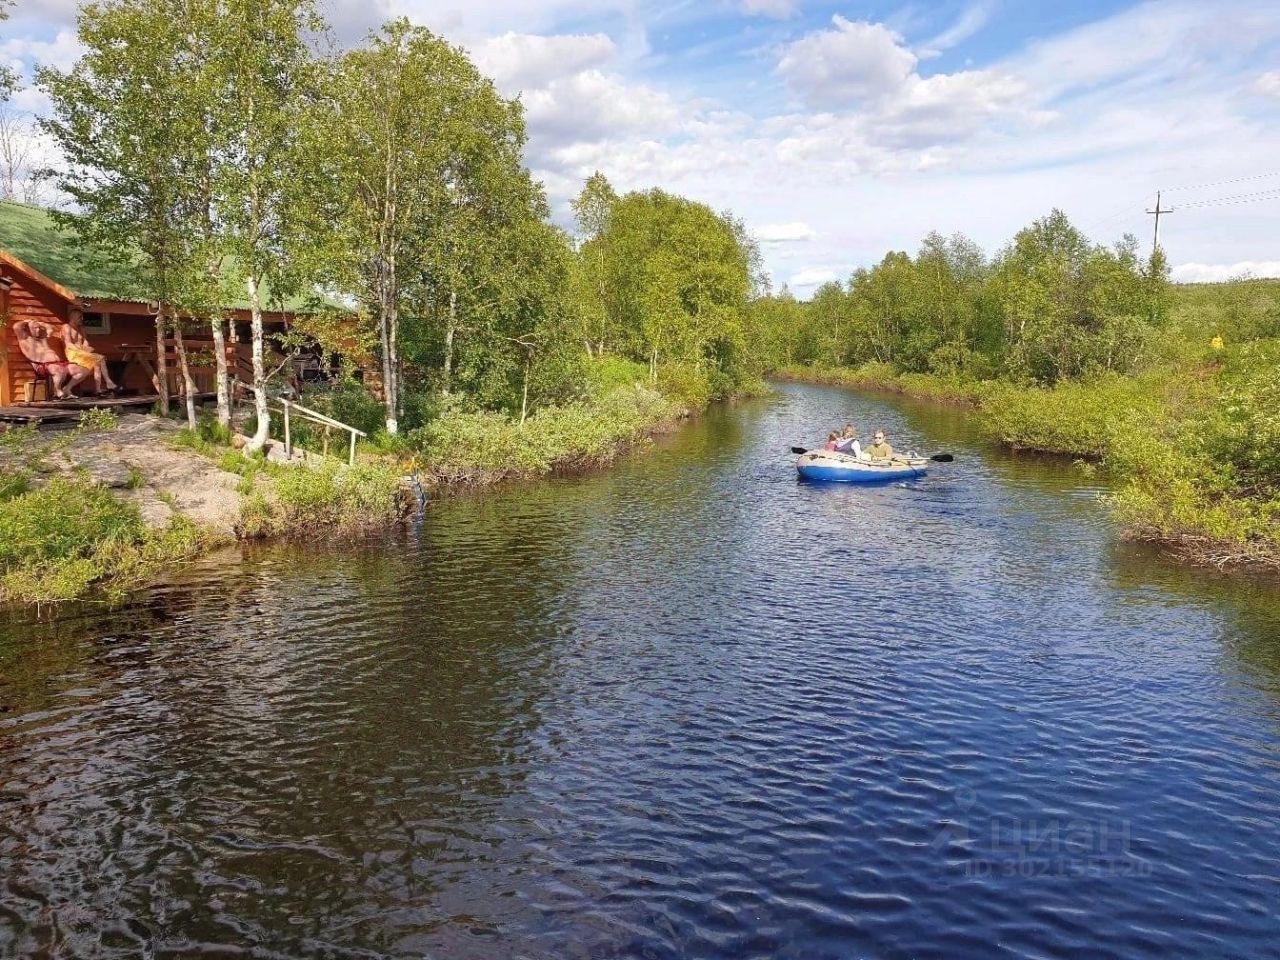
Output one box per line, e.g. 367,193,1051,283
755,222,817,243
773,16,1025,154
1254,71,1280,97
919,2,994,59
789,267,844,290
740,0,796,19
522,69,681,149
0,27,82,76
471,32,616,90
1171,260,1280,283
778,17,916,108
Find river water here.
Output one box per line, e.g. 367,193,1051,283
4,382,1280,959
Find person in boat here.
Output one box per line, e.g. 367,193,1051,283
59,308,120,395
865,430,894,460
823,431,840,451
13,319,91,399
834,425,864,459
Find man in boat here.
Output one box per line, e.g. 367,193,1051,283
58,308,120,395
13,319,91,399
865,430,894,460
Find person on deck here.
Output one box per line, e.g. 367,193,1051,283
865,430,894,460
823,431,840,451
13,319,91,399
834,425,863,459
59,309,119,395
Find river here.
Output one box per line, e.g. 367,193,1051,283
4,381,1280,959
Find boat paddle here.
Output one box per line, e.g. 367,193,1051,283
790,446,954,463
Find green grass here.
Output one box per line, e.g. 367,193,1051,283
0,476,212,605
409,384,682,485
238,460,407,538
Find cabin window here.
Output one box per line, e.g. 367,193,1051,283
82,311,112,335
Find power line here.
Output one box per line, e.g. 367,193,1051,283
1162,170,1280,194
1176,188,1280,209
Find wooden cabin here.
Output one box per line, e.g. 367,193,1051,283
0,199,327,407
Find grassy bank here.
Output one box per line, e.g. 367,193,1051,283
1,412,411,607
407,384,687,486
0,417,217,605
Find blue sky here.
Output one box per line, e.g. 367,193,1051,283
5,0,1280,292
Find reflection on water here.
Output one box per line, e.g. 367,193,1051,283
3,382,1280,959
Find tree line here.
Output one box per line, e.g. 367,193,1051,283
752,209,1171,386
31,0,763,448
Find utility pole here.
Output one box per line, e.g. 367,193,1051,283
1146,190,1174,252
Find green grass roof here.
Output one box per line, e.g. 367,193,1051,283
0,199,143,301
0,199,325,313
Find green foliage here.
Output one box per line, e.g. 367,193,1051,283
78,408,119,432
583,356,648,395
238,461,406,538
409,385,678,484
977,375,1162,458
573,181,759,394
753,210,1169,387
0,476,209,604
297,382,387,436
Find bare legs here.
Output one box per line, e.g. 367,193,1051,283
52,364,92,399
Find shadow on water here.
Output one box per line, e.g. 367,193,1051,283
3,380,1280,958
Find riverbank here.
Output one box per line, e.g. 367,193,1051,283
777,359,1280,569
0,379,723,606
0,411,409,606
406,383,693,487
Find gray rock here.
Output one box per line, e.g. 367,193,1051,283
84,461,136,489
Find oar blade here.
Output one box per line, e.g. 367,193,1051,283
930,453,954,463
790,446,809,455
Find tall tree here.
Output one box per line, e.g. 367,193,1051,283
213,0,320,450
570,171,618,357
312,19,543,430
41,0,230,424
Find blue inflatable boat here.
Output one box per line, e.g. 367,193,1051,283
796,449,929,483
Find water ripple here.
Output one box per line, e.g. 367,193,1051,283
3,383,1280,958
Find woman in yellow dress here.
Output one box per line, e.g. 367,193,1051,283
60,309,119,395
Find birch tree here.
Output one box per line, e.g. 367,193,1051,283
213,0,320,450
313,19,534,432
41,0,226,424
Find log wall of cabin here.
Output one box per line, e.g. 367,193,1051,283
1,269,70,405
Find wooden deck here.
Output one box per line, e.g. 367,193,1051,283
0,393,193,425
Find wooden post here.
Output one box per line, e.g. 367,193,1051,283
283,399,292,457
348,428,357,467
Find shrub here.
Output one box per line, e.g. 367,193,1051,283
0,476,211,604
977,374,1161,458
239,461,406,538
409,384,679,484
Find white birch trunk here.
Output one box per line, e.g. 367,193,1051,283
173,319,198,429
244,274,270,452
153,311,170,414
210,315,231,427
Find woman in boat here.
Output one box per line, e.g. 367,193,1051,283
823,431,840,451
834,425,863,459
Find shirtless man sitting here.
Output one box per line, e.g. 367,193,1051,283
13,319,91,399
61,308,120,394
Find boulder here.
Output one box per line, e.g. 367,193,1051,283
84,461,136,489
